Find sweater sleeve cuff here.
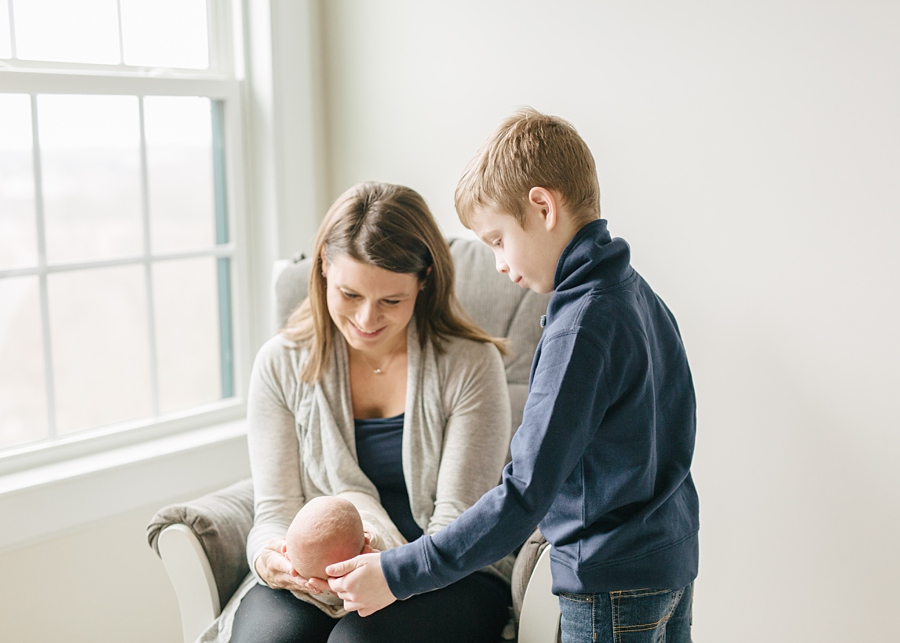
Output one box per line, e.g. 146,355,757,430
380,536,439,600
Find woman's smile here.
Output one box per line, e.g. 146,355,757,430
348,320,386,337
323,254,421,357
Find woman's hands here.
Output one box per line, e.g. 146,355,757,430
254,538,323,595
256,533,381,596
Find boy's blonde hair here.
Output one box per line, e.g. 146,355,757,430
455,107,601,228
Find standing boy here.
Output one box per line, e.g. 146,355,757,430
326,108,699,643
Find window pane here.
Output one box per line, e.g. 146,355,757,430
0,94,38,269
48,265,152,435
153,257,222,413
121,0,209,69
0,276,48,449
144,96,215,252
38,95,143,264
0,0,11,59
13,0,120,65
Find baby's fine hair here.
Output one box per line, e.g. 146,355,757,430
455,107,601,228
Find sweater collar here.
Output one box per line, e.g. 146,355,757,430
553,219,632,293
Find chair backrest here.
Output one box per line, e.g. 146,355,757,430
273,238,550,433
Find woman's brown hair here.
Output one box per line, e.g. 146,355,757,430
282,182,505,382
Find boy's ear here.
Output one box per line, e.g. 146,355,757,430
528,187,559,232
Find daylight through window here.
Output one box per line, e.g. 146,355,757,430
0,0,241,454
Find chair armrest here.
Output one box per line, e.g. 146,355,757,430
157,524,221,643
147,478,255,612
511,528,561,643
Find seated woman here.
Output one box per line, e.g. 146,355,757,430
221,182,514,643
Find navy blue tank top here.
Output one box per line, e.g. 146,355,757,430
354,413,423,543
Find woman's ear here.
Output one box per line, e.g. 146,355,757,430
420,265,433,290
320,247,328,277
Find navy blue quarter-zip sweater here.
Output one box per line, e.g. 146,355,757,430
381,219,699,596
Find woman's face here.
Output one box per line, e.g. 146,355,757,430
322,253,421,356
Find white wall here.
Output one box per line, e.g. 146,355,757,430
319,1,900,641
0,431,249,643
0,501,184,642
2,3,897,642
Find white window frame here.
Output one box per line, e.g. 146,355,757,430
0,0,325,553
0,0,282,551
0,72,250,472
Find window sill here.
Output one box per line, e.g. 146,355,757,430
0,419,251,554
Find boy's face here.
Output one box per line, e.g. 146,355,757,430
469,205,559,294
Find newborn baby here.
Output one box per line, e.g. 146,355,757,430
283,496,367,610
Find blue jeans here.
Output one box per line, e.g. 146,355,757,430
558,583,693,643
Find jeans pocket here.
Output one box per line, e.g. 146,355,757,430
558,592,596,643
610,587,683,639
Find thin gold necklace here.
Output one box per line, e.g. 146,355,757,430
359,342,404,375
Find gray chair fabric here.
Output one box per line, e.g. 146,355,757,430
147,478,255,610
147,237,550,630
510,528,551,618
447,238,547,433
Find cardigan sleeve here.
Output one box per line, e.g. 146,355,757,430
426,339,512,535
245,336,306,581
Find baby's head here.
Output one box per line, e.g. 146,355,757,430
284,496,365,581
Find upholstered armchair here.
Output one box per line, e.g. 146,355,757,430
147,238,561,643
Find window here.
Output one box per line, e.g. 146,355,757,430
0,0,246,461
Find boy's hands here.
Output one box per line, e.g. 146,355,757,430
326,552,397,616
307,532,379,594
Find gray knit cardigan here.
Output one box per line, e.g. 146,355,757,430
198,323,513,642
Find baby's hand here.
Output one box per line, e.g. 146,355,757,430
306,576,330,595
362,531,380,553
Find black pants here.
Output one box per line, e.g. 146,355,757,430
231,572,511,643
